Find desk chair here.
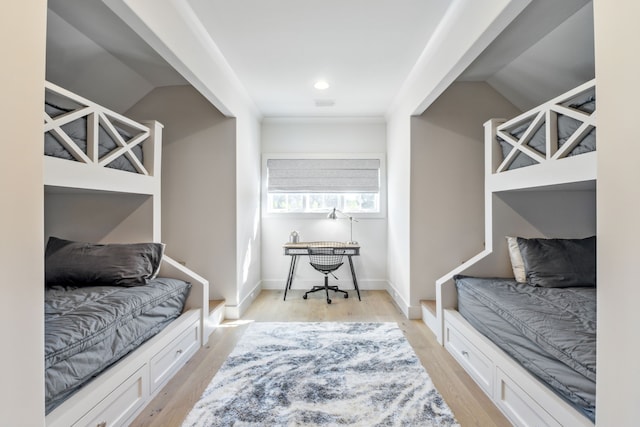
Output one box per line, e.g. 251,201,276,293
304,245,349,304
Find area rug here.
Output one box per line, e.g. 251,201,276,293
182,322,459,426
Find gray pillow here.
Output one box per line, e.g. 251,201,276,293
45,237,164,287
517,236,596,288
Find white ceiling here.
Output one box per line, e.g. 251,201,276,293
46,0,594,117
186,0,450,117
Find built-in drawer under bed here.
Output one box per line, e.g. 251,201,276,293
45,278,191,414
454,275,596,422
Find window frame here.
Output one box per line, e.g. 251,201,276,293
261,152,386,219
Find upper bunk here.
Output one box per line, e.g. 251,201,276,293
43,81,163,196
485,79,596,192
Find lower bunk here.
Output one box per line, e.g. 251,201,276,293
443,275,595,427
45,254,209,427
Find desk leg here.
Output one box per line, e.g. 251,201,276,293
347,255,361,301
284,255,298,301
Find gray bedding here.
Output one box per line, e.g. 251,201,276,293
45,278,191,414
454,275,596,421
44,101,143,173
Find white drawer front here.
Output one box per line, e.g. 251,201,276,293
444,322,493,394
150,320,200,393
495,368,561,427
73,365,148,427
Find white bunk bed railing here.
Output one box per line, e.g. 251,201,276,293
489,79,596,175
44,81,161,178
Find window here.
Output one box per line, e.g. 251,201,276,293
264,156,384,215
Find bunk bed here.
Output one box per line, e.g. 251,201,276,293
435,79,596,427
43,81,210,427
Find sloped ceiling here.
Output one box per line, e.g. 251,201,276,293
485,3,594,111
47,0,186,112
45,0,594,116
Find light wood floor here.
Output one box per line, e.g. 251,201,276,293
131,290,511,427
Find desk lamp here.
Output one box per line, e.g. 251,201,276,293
327,208,358,244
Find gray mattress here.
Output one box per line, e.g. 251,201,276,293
45,278,191,414
44,101,143,173
454,275,596,421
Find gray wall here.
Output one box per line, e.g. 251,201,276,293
45,191,154,244
127,86,237,302
410,82,521,300
466,189,597,279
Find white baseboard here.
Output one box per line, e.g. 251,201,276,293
242,280,420,320
386,281,422,320
406,303,422,319
205,301,226,340
261,279,389,291
225,281,262,320
421,305,438,334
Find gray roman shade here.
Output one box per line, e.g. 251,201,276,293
267,158,380,193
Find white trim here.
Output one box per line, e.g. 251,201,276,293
224,305,241,320
386,281,421,320
261,116,386,125
225,280,262,320
261,279,389,291
421,304,438,334
407,305,422,320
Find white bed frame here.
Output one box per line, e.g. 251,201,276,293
434,80,596,427
43,82,211,427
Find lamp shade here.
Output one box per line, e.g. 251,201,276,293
326,207,357,244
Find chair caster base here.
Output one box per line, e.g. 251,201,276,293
303,282,347,304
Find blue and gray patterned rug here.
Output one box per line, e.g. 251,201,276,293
182,322,459,426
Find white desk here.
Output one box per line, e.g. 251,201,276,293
282,242,361,301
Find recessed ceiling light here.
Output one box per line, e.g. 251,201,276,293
314,80,330,90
